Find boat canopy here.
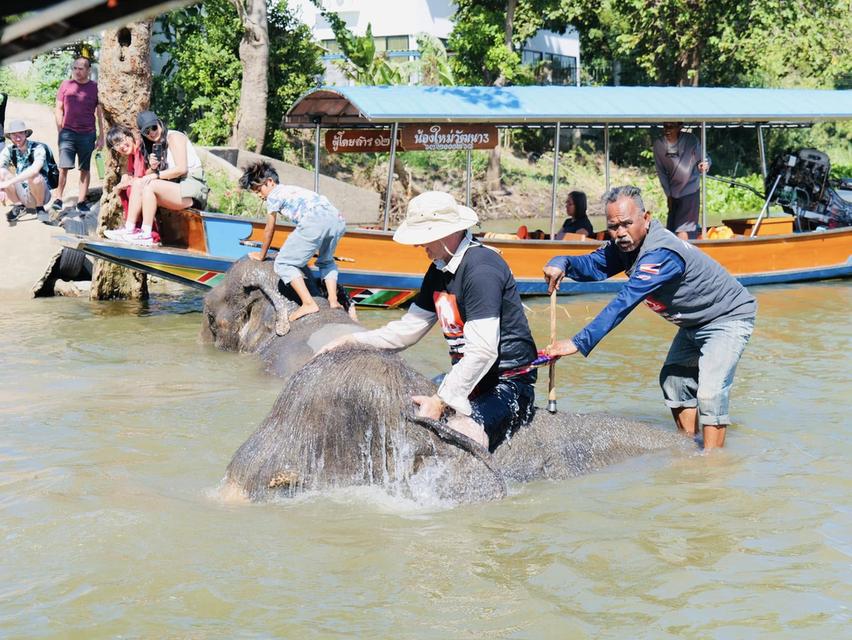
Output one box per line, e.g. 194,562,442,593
286,85,852,128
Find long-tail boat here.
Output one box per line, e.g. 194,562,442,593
63,85,852,307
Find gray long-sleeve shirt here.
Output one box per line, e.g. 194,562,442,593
653,131,707,198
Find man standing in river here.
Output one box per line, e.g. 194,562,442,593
543,186,756,450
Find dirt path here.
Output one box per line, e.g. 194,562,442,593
1,97,104,297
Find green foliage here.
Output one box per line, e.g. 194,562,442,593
308,4,404,85
205,168,264,217
412,33,455,86
448,1,525,85
0,51,75,105
153,0,322,157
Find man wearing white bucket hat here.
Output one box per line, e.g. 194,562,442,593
0,120,53,222
322,191,538,451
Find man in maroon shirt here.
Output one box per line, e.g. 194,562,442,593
54,56,104,212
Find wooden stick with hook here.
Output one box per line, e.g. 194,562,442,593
547,289,558,414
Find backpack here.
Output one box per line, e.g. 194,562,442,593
11,142,60,190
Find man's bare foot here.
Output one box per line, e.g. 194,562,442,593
328,301,343,310
289,302,320,322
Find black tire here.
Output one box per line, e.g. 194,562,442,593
57,247,87,281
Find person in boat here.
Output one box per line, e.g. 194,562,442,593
104,111,208,246
238,160,349,322
555,190,593,239
320,191,538,451
102,124,160,243
542,185,756,450
653,122,710,240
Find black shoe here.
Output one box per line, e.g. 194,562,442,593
51,198,63,211
6,205,24,222
77,201,90,213
36,207,50,224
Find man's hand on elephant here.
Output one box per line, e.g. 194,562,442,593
545,339,579,357
315,333,358,355
412,394,444,421
543,265,565,294
247,251,265,261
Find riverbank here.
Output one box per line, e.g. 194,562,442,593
1,98,105,295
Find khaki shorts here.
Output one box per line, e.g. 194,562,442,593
14,179,51,208
179,174,209,208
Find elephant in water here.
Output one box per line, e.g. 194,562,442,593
201,258,363,379
203,261,688,504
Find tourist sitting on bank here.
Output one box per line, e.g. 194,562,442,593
555,190,594,239
238,160,350,322
0,120,53,222
103,111,207,246
102,125,160,243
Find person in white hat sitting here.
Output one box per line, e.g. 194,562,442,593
0,120,53,222
321,191,538,451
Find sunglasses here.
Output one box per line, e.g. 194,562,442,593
142,124,160,135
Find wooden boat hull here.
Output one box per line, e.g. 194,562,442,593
63,209,852,306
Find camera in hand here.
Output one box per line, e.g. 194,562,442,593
152,143,163,162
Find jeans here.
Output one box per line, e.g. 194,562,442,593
274,212,345,284
659,316,755,426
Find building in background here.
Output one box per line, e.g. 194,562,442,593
289,0,580,86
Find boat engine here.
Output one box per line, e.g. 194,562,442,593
766,148,852,231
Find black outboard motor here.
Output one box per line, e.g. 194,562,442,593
765,148,852,231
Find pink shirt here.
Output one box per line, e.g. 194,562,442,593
57,79,99,133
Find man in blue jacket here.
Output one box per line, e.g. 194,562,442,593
543,185,756,449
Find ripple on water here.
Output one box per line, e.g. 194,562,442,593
0,285,850,637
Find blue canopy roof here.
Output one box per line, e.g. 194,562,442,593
286,85,852,127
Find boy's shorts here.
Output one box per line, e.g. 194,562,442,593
274,212,346,284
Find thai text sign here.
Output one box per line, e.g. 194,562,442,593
400,124,498,151
325,129,394,153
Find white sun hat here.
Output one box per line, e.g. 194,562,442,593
393,191,479,245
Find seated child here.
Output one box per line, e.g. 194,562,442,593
238,161,351,322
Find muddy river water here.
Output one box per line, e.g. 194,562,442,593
1,282,849,638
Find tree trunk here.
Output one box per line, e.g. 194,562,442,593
91,20,153,301
230,0,269,152
486,0,517,194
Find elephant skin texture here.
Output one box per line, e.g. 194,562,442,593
223,347,688,505
206,261,689,504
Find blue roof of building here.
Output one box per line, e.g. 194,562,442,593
286,85,852,126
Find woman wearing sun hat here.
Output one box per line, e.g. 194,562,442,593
322,191,538,451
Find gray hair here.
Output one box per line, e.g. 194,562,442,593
602,185,645,213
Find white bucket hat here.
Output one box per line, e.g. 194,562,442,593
4,119,33,139
393,191,479,245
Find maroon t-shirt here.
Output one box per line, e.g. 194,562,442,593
57,79,98,133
